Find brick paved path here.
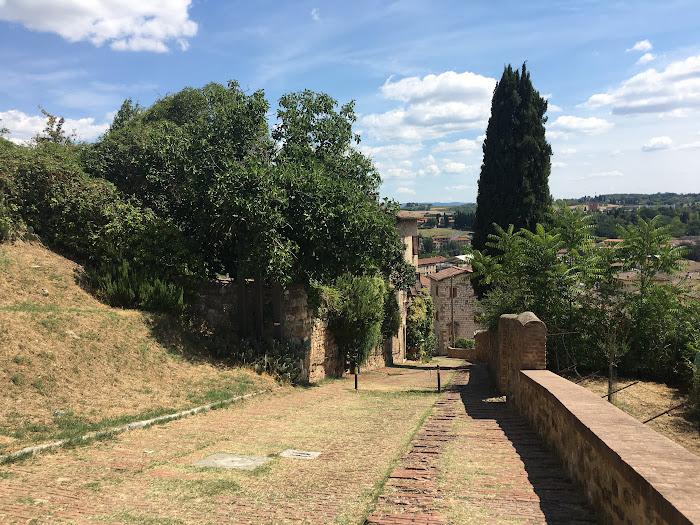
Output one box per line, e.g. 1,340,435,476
0,360,597,524
366,362,597,524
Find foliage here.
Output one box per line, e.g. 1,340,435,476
0,144,203,312
381,286,402,340
327,273,387,368
226,337,308,384
473,63,552,256
85,83,412,293
33,108,76,147
85,81,273,281
469,206,699,386
406,289,437,362
454,338,475,349
273,90,379,195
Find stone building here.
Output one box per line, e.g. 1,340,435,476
417,256,446,275
428,266,479,355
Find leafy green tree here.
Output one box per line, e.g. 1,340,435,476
617,217,698,379
422,236,434,254
473,63,552,255
273,90,379,196
87,81,274,278
406,289,437,361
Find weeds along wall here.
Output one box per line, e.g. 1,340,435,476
196,281,407,382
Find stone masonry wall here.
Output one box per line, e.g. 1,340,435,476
482,312,700,525
431,278,479,355
197,282,405,383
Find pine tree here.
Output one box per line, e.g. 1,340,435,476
472,63,552,254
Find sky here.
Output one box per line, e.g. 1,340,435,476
1,1,699,204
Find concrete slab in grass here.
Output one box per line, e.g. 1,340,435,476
280,449,321,460
193,453,271,470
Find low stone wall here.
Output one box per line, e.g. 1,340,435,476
446,346,487,361
482,312,700,524
513,370,700,525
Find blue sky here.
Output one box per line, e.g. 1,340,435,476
1,0,699,203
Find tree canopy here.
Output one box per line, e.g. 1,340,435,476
473,63,552,255
82,81,412,290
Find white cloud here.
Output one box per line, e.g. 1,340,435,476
0,109,109,143
418,165,440,176
582,54,700,116
361,70,496,142
0,0,197,52
569,170,624,181
627,40,653,53
552,162,568,168
310,8,320,21
637,53,655,65
642,136,672,152
677,140,700,150
444,184,473,191
547,104,562,112
443,162,468,174
548,115,613,137
396,187,416,195
433,138,480,154
383,167,415,180
358,142,423,159
558,147,577,156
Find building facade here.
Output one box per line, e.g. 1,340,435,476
428,266,479,355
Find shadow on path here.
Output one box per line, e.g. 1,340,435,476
456,362,597,524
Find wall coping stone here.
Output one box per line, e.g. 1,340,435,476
521,370,700,525
503,311,541,326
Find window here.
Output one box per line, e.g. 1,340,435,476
435,311,439,321
451,287,457,298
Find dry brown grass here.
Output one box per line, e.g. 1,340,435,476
578,375,700,457
0,241,276,454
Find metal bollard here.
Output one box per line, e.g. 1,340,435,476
355,367,358,390
437,364,441,393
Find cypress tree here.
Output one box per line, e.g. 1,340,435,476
472,63,552,254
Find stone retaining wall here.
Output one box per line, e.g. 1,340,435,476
480,312,700,525
197,281,405,383
446,346,487,361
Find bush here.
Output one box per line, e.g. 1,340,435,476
228,337,308,384
0,145,205,313
454,338,475,349
406,289,437,362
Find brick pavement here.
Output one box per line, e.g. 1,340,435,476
0,363,450,524
0,360,597,524
366,362,597,524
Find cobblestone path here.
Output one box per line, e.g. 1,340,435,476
366,362,598,524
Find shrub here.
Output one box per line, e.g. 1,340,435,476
454,338,475,349
228,337,308,384
0,145,205,313
406,289,437,362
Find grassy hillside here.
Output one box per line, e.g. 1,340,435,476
0,241,276,455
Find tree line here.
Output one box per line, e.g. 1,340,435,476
0,82,414,371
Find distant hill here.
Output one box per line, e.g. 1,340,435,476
401,202,473,208
562,193,700,206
